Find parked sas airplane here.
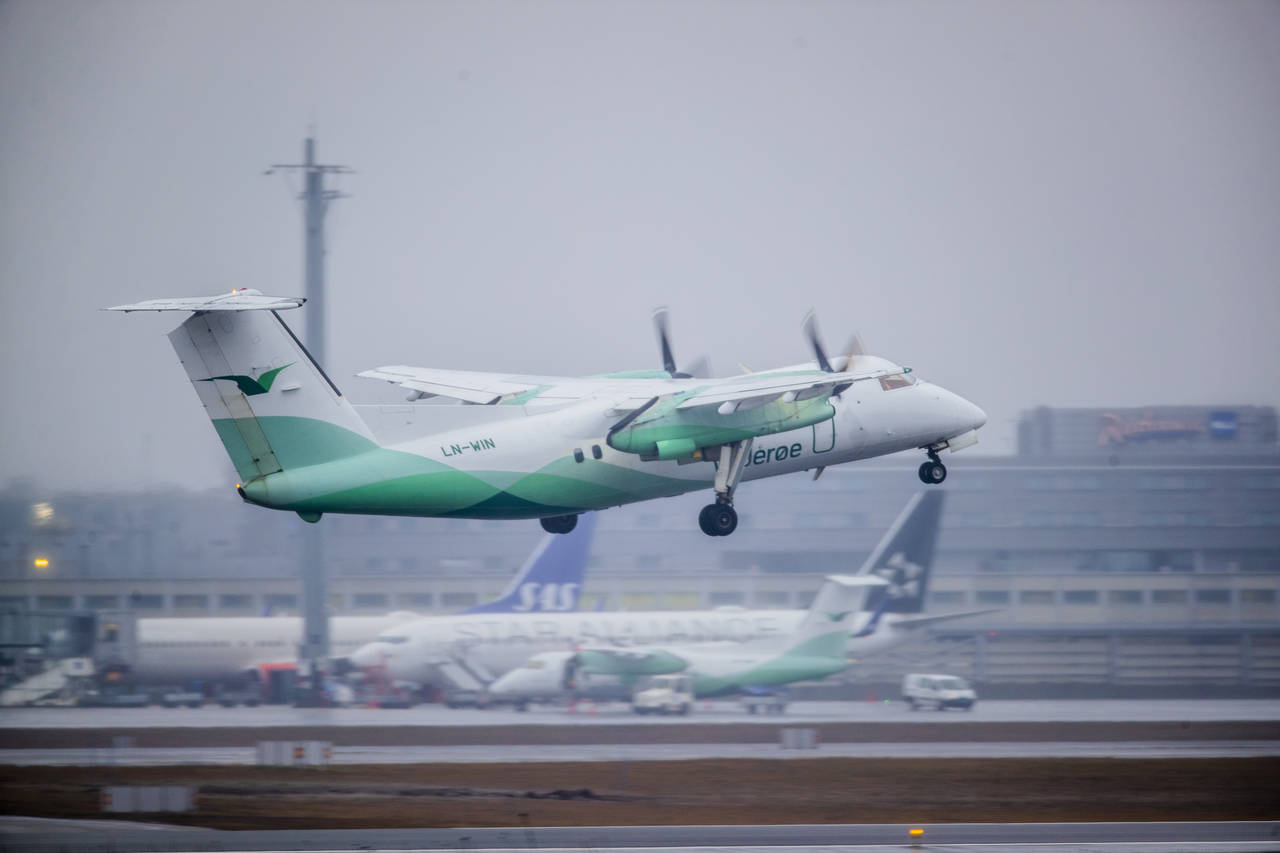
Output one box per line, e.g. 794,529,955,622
108,290,985,536
120,513,595,684
349,492,990,696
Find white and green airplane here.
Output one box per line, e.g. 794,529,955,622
108,289,985,536
488,574,890,702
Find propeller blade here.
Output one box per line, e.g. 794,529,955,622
679,354,713,380
606,396,660,440
838,331,868,373
653,307,678,376
802,310,834,373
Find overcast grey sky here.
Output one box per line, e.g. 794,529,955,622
2,0,1277,492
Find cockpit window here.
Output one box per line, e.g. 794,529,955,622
376,634,409,644
879,371,917,391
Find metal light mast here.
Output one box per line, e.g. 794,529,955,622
265,137,352,705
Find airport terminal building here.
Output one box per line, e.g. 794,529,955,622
3,404,1278,690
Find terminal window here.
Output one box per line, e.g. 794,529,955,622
1019,590,1055,605
1063,590,1100,605
36,595,73,609
219,594,252,610
353,593,389,609
173,594,208,610
1194,589,1231,604
1108,590,1143,605
1241,589,1276,604
1152,589,1189,604
441,592,477,608
85,595,120,610
976,590,1010,605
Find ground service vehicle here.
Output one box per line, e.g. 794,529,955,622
902,672,976,710
632,674,693,715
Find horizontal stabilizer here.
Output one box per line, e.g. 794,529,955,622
358,366,541,405
889,608,1002,630
105,289,305,313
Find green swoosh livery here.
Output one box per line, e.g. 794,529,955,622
200,363,294,396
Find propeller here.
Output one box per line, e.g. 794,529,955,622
653,307,694,378
802,310,860,396
802,311,834,373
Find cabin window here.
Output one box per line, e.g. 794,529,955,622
573,448,585,463
591,444,603,459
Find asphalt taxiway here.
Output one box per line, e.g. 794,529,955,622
3,698,1278,729
2,818,1278,853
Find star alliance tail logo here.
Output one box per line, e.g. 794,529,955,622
873,551,924,601
199,363,294,396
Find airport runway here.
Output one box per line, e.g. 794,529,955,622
4,698,1279,728
3,818,1278,853
2,738,1278,766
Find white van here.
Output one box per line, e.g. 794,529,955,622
632,674,693,715
901,673,976,711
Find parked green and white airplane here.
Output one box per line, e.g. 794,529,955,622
487,574,891,702
108,289,985,536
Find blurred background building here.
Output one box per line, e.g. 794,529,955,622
3,404,1278,692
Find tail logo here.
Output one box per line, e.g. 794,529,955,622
512,582,579,613
199,363,294,396
824,610,852,623
873,552,923,601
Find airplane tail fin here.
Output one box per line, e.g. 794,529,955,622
775,574,889,659
462,513,597,614
107,291,379,484
857,491,944,616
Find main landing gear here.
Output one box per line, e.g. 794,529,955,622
699,502,738,537
540,514,579,534
698,438,752,537
918,449,947,484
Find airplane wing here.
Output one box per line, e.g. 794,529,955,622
606,368,890,458
357,366,563,405
672,368,886,411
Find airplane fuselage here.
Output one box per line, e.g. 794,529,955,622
240,374,978,520
350,607,927,685
130,614,418,683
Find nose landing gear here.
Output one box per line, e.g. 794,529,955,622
918,449,947,484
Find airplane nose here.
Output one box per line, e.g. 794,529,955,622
349,642,387,669
487,671,517,696
961,398,987,431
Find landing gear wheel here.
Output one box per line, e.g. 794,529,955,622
539,514,579,534
698,503,738,537
918,460,947,484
